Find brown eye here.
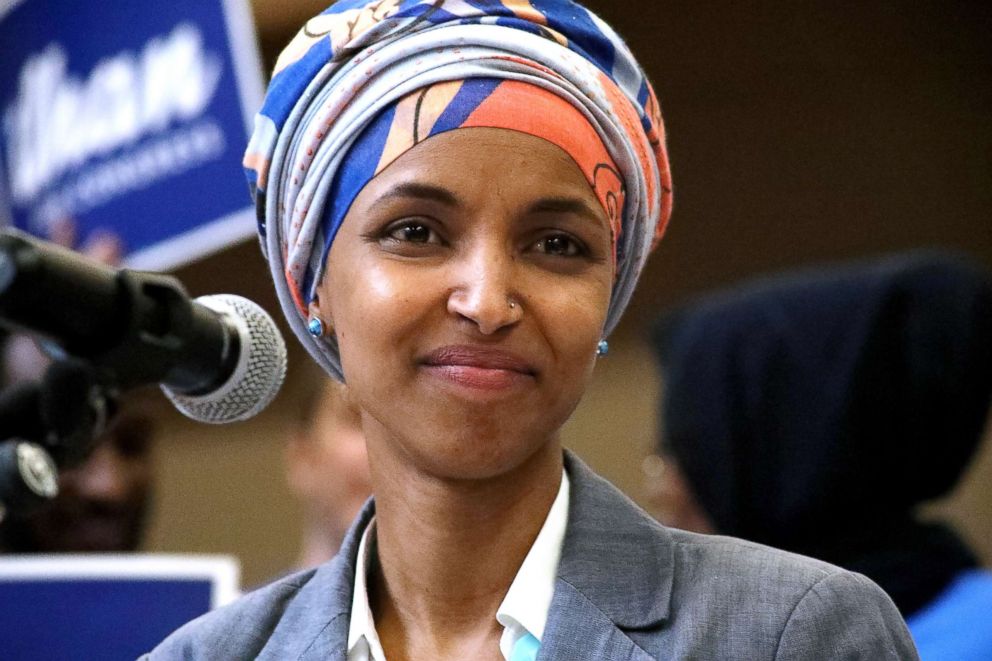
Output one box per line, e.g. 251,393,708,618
387,222,436,243
536,233,583,257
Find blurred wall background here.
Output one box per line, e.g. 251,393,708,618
142,1,992,586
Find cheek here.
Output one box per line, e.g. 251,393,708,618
123,461,152,488
528,271,611,390
533,271,612,345
335,264,395,334
329,258,435,378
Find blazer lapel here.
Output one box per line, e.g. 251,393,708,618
539,579,656,661
539,451,675,660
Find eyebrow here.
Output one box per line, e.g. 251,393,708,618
371,182,461,209
370,183,606,229
526,196,607,229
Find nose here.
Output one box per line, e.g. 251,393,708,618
446,241,523,335
67,442,131,502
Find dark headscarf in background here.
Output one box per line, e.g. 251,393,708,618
654,252,992,618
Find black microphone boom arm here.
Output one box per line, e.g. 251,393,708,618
0,229,238,394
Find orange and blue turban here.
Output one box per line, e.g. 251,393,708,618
245,0,672,379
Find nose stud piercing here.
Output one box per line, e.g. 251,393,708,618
596,340,609,357
508,300,517,310
307,317,324,337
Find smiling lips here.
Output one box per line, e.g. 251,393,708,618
422,345,536,391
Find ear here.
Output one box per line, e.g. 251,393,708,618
308,294,323,321
308,293,334,329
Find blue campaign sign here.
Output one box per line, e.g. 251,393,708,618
0,0,265,268
0,554,240,660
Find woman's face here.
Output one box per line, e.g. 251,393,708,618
316,127,614,481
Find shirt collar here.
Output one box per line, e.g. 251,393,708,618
496,469,570,656
346,469,570,660
347,519,387,659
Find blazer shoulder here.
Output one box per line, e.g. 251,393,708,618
654,529,918,660
142,568,317,660
775,570,920,660
668,527,841,589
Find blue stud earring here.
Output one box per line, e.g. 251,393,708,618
307,317,324,337
596,339,609,357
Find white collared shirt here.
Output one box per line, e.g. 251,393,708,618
347,469,570,660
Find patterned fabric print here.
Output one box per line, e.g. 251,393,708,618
309,76,624,301
244,0,672,381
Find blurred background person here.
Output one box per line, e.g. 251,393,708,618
0,222,163,553
285,368,371,570
0,381,160,553
646,252,992,660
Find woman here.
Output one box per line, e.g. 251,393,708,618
146,1,917,659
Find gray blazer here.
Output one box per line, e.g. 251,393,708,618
144,452,919,660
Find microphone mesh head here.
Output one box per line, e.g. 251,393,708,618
163,295,287,424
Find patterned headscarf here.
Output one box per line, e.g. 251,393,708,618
245,0,672,380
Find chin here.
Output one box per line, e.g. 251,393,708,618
414,454,537,483
401,418,559,483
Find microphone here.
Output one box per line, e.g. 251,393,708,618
162,294,288,423
0,359,111,466
0,229,286,424
0,361,112,518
